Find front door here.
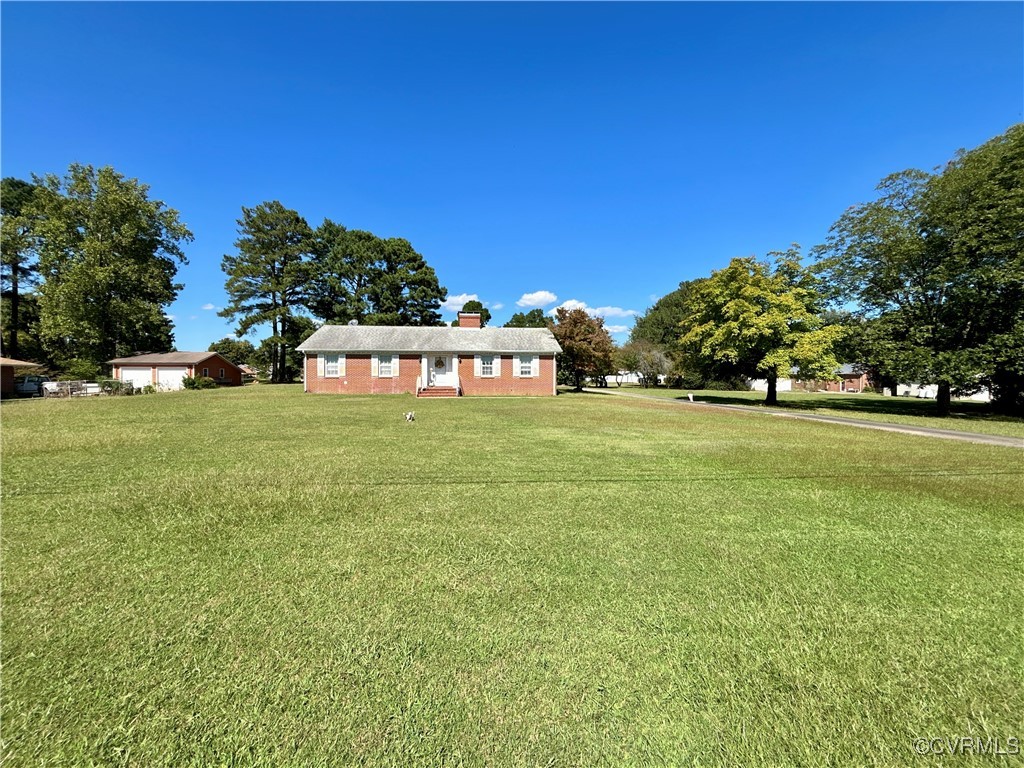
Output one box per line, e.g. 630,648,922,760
428,355,455,387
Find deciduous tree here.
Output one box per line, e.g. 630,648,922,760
504,309,548,328
30,164,192,371
681,246,844,405
208,337,257,366
816,125,1024,415
451,299,491,326
551,307,615,391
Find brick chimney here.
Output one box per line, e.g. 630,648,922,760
457,312,482,329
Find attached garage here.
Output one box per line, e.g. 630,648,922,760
119,367,154,390
156,367,188,391
108,352,245,390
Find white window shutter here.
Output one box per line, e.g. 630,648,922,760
393,355,400,377
493,355,502,377
316,354,325,377
474,355,482,377
339,354,346,376
371,354,379,378
512,355,520,378
531,356,539,377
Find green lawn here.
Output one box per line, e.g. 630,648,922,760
2,387,1021,767
597,385,1024,439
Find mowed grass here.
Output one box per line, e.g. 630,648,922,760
2,386,1022,767
601,385,1024,439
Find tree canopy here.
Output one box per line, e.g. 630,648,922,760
504,309,549,328
630,279,705,348
29,164,192,371
1,177,42,359
816,124,1024,415
208,337,257,366
551,307,615,391
220,201,312,383
305,221,445,327
451,299,491,327
681,246,844,404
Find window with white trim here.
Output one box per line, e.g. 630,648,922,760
480,355,494,377
519,355,535,377
219,368,225,379
202,367,209,377
378,354,394,377
324,354,341,377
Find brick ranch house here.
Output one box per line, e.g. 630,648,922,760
297,312,561,397
109,352,244,391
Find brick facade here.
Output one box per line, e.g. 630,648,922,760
305,353,557,396
112,353,243,387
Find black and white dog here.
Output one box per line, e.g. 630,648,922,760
404,411,416,424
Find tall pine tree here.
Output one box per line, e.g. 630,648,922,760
220,201,312,383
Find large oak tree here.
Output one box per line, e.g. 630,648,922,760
30,164,192,373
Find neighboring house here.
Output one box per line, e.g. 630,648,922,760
297,312,561,397
818,364,871,394
238,364,259,383
0,357,42,399
749,364,871,394
108,352,244,391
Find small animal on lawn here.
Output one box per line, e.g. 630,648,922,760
404,411,416,423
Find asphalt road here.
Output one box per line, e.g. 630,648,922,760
581,388,1024,450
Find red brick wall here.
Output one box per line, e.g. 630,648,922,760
197,354,243,386
304,354,421,394
305,353,557,396
458,355,555,396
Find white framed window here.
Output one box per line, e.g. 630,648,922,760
519,355,535,377
378,354,394,377
202,367,209,377
219,368,225,379
324,354,341,377
481,355,494,377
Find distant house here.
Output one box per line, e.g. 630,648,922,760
818,364,871,394
296,312,561,397
0,357,42,399
108,352,243,391
748,364,872,394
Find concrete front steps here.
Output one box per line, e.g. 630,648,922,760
417,387,460,398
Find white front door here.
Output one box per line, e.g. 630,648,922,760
428,355,455,387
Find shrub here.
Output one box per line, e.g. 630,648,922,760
59,358,100,381
99,379,133,396
183,376,217,390
141,385,156,395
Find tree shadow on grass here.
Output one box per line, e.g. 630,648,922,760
696,393,1009,420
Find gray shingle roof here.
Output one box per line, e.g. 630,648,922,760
108,352,240,367
297,325,562,354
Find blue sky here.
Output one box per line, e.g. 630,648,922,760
2,2,1021,349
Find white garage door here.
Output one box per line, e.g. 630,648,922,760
120,367,153,389
156,367,188,391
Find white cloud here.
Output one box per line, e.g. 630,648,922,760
553,299,588,313
550,300,638,322
442,292,479,312
516,290,557,308
605,325,630,334
591,306,639,319
491,302,504,310
201,303,216,311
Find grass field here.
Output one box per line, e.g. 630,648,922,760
2,386,1022,766
597,385,1024,439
